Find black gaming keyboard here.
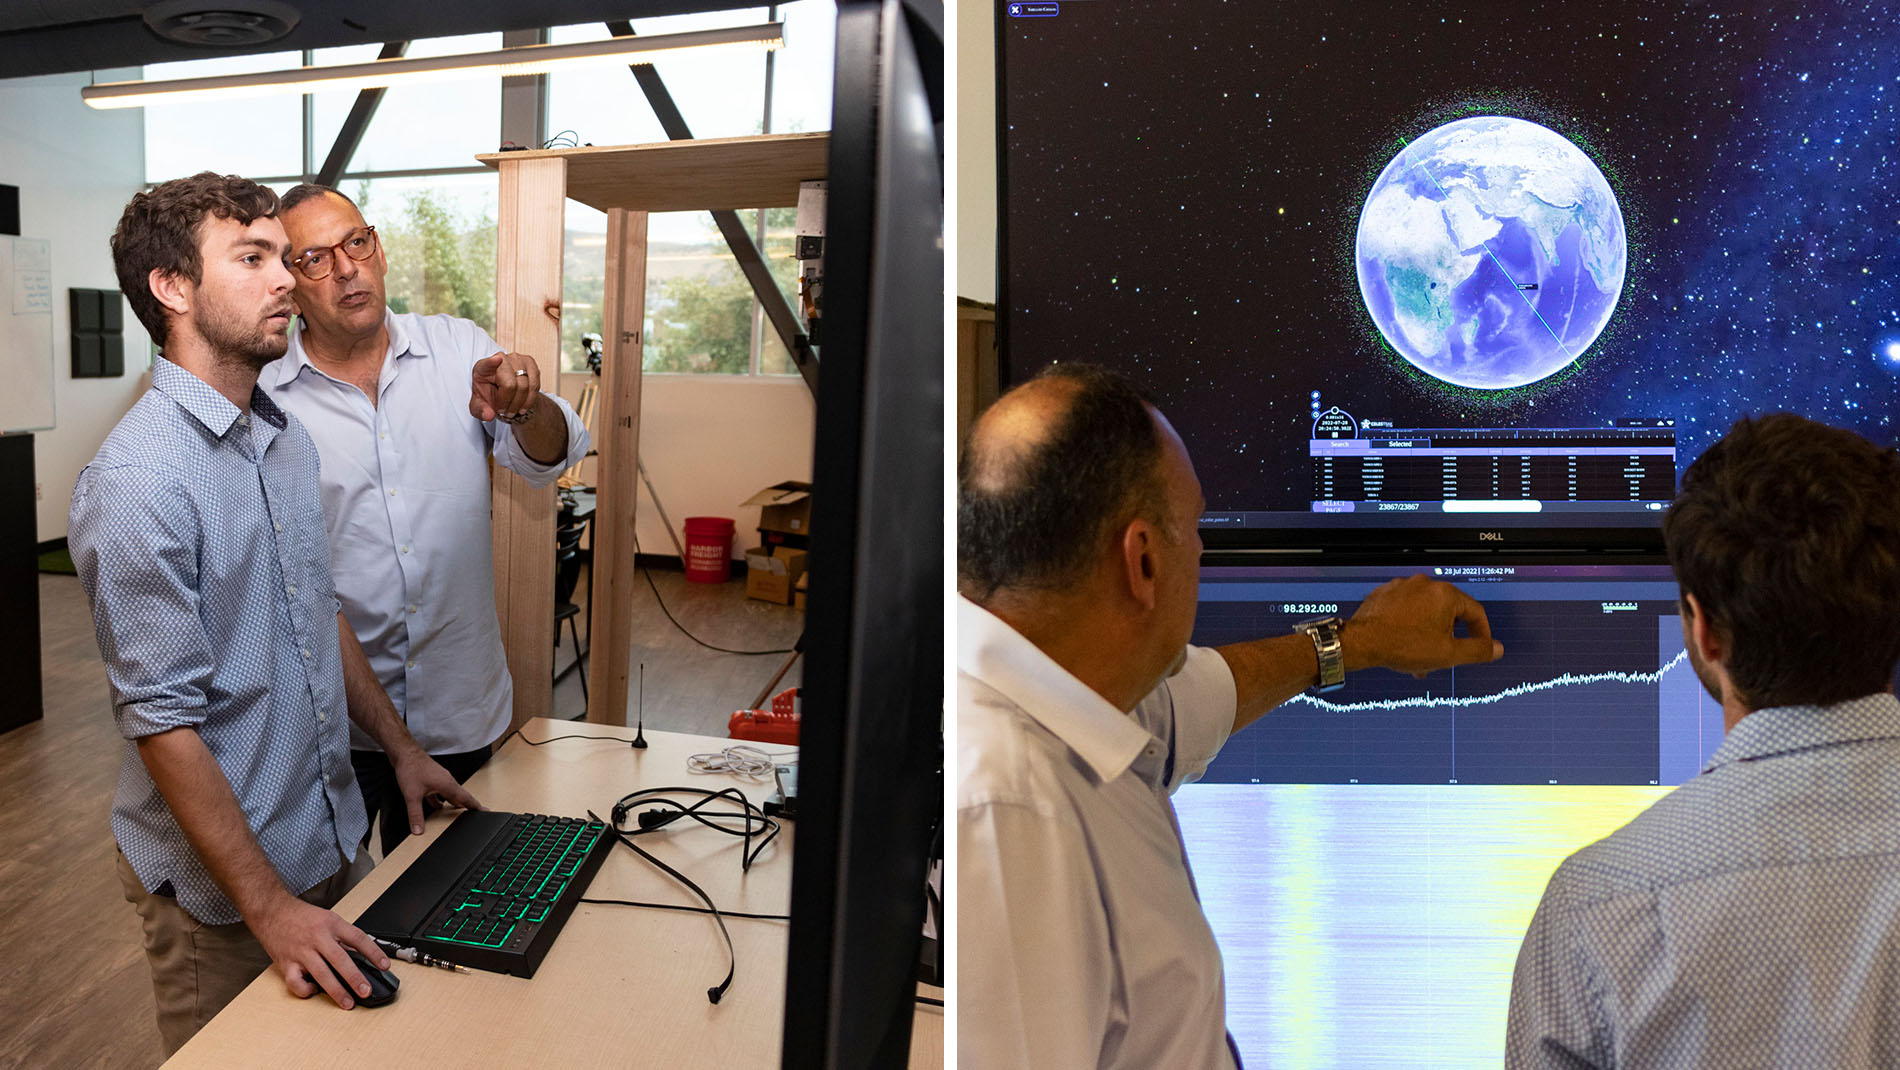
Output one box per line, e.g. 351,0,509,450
354,810,614,977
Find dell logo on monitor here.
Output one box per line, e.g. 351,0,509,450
1479,531,1504,541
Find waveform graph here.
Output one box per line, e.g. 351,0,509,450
1197,595,1691,785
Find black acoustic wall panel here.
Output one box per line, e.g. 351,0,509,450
70,288,125,378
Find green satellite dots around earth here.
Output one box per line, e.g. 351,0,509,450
1356,116,1628,390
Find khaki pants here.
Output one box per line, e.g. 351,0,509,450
115,847,372,1056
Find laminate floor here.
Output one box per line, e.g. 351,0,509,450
1,565,802,1069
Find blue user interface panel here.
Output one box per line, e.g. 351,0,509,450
1194,562,1712,785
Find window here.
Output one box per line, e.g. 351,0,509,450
141,7,832,377
310,36,502,173
773,0,836,135
552,4,827,376
349,174,499,334
143,52,302,182
547,14,768,145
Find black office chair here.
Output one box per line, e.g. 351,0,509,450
554,502,589,708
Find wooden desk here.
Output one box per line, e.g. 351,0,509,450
165,721,944,1068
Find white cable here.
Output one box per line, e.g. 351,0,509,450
686,744,783,779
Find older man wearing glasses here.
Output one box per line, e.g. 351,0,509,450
261,184,589,858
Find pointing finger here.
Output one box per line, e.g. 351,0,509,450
1449,586,1494,641
1452,636,1505,665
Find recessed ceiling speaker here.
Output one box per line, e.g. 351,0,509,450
143,0,300,47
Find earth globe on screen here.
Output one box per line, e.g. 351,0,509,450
1355,115,1627,390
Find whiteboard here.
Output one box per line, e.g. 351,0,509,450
0,235,55,432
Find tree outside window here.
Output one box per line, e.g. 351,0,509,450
351,177,499,337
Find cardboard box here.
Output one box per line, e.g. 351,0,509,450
742,481,812,549
745,546,808,605
793,571,809,612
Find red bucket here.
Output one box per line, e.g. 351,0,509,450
682,516,736,583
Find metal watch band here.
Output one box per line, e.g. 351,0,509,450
1293,616,1347,693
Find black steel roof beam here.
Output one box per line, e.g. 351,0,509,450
605,19,818,396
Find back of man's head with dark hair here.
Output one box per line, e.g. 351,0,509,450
1663,412,1900,708
958,363,1171,601
110,172,279,349
278,183,355,216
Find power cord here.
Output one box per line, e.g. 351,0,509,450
589,809,740,1004
610,785,781,871
503,731,796,785
587,786,782,1004
574,896,946,1009
579,896,789,922
639,563,795,656
630,529,794,656
511,730,641,746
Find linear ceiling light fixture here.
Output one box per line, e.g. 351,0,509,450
82,22,784,110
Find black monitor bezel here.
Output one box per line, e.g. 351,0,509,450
780,1,944,1066
1198,545,1673,570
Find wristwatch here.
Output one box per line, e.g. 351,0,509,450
1292,616,1347,693
500,393,540,425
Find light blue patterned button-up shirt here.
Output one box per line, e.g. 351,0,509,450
261,312,589,755
71,356,367,925
1507,691,1900,1068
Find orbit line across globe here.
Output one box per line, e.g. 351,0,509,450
1355,116,1628,391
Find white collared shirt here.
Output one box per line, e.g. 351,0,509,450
957,596,1240,1069
261,311,589,754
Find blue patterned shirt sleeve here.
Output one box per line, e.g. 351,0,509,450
71,465,215,737
1506,865,1615,1069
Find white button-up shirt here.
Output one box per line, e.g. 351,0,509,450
958,596,1240,1069
262,311,589,754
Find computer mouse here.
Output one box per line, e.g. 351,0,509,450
327,947,400,1008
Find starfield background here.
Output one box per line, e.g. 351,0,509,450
1001,1,1900,513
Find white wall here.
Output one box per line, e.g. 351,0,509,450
0,70,152,542
558,373,816,560
956,0,996,304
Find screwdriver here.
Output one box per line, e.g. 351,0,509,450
372,937,472,973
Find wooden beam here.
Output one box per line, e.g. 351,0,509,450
476,133,827,213
491,154,567,733
586,208,648,726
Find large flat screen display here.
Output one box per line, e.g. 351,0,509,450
999,2,1900,539
1179,561,1900,1064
